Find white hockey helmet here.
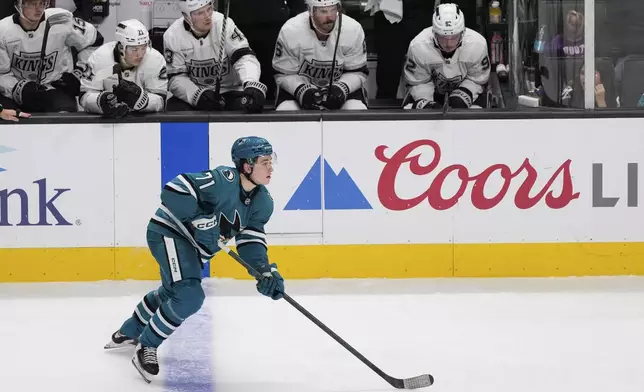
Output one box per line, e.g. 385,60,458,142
307,0,341,6
179,0,213,16
116,19,150,48
307,0,341,12
432,3,465,50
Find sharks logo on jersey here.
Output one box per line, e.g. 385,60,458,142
220,168,235,182
11,51,58,81
298,59,343,87
219,209,242,241
187,58,230,86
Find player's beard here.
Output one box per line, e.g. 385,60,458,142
321,20,335,34
311,17,335,36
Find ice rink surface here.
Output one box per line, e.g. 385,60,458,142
1,276,644,392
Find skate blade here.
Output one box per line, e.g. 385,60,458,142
104,340,136,350
131,357,154,384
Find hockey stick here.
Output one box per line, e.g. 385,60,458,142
217,240,435,390
442,91,449,116
113,63,123,83
327,9,343,90
320,8,343,107
214,0,230,97
37,13,72,84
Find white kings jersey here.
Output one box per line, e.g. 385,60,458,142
272,12,368,97
0,8,100,101
404,27,490,102
79,41,168,113
163,13,261,106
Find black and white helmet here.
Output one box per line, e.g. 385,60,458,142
115,19,150,48
432,3,465,50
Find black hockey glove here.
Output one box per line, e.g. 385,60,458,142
113,79,149,111
295,84,324,110
323,81,349,110
240,81,267,114
98,92,129,119
256,263,284,300
12,80,49,109
194,89,226,111
51,70,81,97
412,99,441,109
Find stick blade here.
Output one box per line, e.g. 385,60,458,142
402,374,434,389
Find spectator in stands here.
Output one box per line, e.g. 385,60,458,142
538,9,586,107
366,0,433,99
0,105,30,122
549,9,584,58
614,54,644,106
568,63,617,108
228,0,306,102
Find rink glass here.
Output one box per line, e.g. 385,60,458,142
510,0,644,110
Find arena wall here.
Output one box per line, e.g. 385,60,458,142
1,118,643,282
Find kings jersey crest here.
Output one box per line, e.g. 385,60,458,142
12,51,58,82
188,58,230,86
298,59,343,87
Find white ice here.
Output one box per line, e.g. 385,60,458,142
1,276,644,392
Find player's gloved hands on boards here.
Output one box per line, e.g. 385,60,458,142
194,89,226,111
240,81,266,114
98,92,129,118
323,81,349,110
51,71,81,97
256,263,284,300
296,84,324,110
113,79,149,111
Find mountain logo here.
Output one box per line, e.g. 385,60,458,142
0,145,16,172
284,156,372,211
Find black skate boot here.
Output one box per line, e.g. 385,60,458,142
132,343,159,383
104,330,137,350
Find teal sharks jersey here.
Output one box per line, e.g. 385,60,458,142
148,165,274,271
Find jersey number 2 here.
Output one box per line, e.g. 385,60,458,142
404,57,417,72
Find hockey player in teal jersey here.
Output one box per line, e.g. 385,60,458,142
103,136,284,383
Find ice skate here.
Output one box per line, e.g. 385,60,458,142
131,343,159,384
103,330,137,350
